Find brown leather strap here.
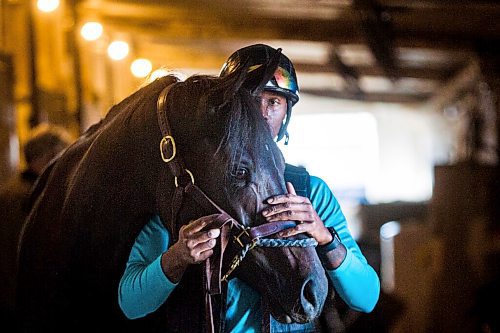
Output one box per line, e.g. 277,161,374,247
204,213,234,333
205,213,235,295
157,80,186,178
185,183,230,215
157,81,176,140
169,186,185,243
186,183,296,241
204,291,215,333
249,220,297,239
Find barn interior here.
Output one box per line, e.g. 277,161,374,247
1,1,499,332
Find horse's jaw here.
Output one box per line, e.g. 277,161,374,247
239,246,328,324
268,275,327,324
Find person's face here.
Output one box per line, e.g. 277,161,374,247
260,91,287,138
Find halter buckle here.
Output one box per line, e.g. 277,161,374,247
160,135,176,162
174,169,195,187
233,228,252,248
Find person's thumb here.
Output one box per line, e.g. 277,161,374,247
286,182,297,195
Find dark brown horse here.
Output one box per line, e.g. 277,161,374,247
16,59,328,332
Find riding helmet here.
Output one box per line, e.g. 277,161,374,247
220,44,299,142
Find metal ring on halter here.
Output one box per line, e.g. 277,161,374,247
160,135,176,162
175,169,195,187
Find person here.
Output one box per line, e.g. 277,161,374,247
0,123,73,331
118,44,380,332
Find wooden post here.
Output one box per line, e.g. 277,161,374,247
0,53,16,185
476,44,500,236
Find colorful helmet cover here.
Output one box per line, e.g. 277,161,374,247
220,44,299,105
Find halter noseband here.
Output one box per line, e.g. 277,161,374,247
156,81,316,333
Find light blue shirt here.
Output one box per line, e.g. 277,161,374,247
118,176,380,332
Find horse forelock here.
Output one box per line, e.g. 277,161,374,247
221,91,272,169
177,73,283,180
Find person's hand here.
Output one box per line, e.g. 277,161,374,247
161,215,221,282
263,182,332,245
173,215,221,264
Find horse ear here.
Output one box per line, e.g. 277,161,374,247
203,60,250,113
205,48,281,112
248,48,282,96
220,59,251,104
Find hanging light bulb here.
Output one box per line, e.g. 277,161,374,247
37,0,60,13
107,41,129,61
81,22,103,41
130,59,153,78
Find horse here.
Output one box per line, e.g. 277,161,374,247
16,55,329,332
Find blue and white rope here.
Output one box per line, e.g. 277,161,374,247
221,237,317,281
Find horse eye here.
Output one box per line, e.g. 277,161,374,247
231,168,248,180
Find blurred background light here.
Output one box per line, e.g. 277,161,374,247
80,22,103,41
130,58,152,78
148,68,170,81
37,0,60,12
107,41,129,61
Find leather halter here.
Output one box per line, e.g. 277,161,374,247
156,81,297,333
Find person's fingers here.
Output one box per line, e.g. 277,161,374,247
265,210,316,224
196,249,214,262
262,203,314,220
277,223,309,238
182,214,220,236
191,238,217,263
286,182,297,195
184,227,221,249
266,193,309,205
199,237,218,252
207,228,221,239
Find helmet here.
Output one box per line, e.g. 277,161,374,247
220,44,299,142
220,44,299,105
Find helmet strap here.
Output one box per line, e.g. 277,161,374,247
276,100,292,143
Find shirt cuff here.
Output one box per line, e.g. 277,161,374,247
152,255,178,289
325,248,353,275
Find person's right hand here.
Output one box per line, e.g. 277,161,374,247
161,215,221,282
173,214,221,264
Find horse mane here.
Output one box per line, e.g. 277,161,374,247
85,76,177,137
25,76,178,213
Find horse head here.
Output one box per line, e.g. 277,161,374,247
159,62,328,325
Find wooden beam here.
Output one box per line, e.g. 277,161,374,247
427,59,481,111
77,1,500,49
294,62,456,81
354,0,398,79
302,88,431,104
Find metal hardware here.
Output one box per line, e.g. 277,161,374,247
174,168,195,187
160,135,176,162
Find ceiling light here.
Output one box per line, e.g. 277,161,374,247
131,59,152,78
37,0,60,12
107,41,129,61
81,22,103,41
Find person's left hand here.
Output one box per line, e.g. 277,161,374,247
262,182,332,245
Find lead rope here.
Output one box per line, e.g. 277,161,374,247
221,237,317,282
224,236,318,333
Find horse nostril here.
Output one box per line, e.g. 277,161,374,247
301,279,317,316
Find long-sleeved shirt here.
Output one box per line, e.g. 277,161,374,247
118,175,380,332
